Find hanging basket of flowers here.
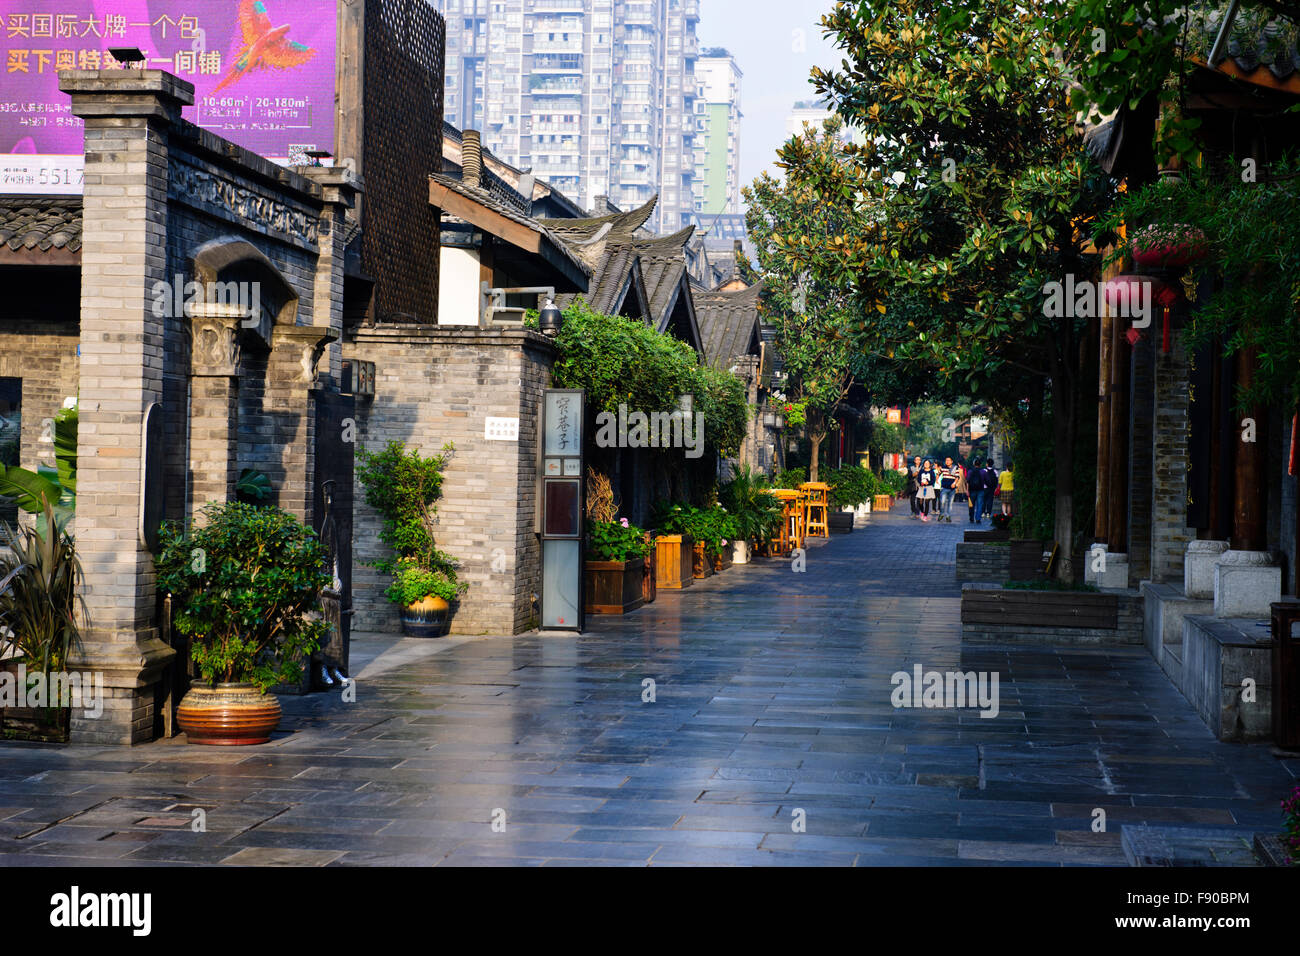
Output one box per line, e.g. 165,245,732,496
1130,223,1208,270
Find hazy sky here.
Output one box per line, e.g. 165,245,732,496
697,0,841,203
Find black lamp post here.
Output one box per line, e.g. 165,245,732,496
539,298,563,337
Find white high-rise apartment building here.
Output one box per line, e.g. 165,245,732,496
433,0,701,233
694,49,741,216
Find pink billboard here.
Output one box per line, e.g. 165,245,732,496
0,0,338,193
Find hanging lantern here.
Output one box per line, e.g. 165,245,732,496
1130,224,1208,270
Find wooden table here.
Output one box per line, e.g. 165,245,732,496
771,489,805,553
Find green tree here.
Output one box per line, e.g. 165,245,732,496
775,0,1113,577
744,119,872,482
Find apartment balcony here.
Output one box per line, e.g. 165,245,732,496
684,0,700,20
533,38,584,53
532,0,585,11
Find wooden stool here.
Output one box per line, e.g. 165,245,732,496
772,489,800,555
800,482,830,538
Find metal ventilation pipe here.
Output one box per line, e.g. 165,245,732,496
462,129,482,188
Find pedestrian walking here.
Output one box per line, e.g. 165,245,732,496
906,455,922,517
983,459,998,518
967,457,988,524
916,458,936,521
938,456,959,522
998,461,1015,517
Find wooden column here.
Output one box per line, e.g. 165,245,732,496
1231,345,1268,552
1107,308,1130,551
1095,302,1114,543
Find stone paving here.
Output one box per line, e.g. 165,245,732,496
0,502,1296,866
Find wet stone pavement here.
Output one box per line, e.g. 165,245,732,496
1,502,1297,867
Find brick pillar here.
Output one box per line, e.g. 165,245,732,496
60,70,192,743
1150,330,1194,582
187,311,241,517
268,326,336,523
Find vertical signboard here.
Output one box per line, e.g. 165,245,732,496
0,1,338,194
541,388,583,631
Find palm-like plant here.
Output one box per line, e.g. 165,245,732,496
0,496,84,674
720,465,782,547
0,402,76,537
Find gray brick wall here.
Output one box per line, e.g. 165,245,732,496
345,326,555,635
955,542,1011,582
1150,334,1194,582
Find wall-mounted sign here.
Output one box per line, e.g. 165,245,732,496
540,388,583,631
543,390,582,457
485,416,519,441
886,407,902,424
341,359,375,397
0,0,339,195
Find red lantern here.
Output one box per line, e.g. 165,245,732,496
1130,224,1208,269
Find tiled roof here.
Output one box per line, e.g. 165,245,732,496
0,197,82,255
538,196,658,269
429,172,589,281
1189,3,1300,86
693,280,764,370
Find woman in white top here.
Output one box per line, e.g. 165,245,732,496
916,458,937,521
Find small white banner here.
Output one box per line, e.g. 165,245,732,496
485,417,519,441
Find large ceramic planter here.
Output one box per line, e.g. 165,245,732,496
655,534,694,589
585,557,646,615
692,541,714,579
401,594,451,637
177,682,281,746
732,539,751,565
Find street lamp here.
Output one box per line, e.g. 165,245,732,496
539,298,563,337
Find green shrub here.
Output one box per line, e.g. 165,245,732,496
650,501,736,558
155,502,331,692
587,519,653,563
826,465,878,507
546,300,750,457
355,441,455,575
0,496,83,674
878,469,907,496
773,466,806,490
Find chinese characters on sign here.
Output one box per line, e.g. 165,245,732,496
1,2,337,194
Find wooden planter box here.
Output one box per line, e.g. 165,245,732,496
1009,539,1048,581
828,512,854,534
642,553,657,604
873,494,893,512
964,528,1011,543
693,541,714,579
0,659,71,743
655,534,694,589
584,557,646,615
962,586,1119,630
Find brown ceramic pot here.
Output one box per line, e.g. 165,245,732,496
177,682,281,746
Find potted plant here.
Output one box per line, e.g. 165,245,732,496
355,441,467,637
155,501,332,745
585,517,652,614
386,557,466,637
0,496,83,742
720,465,782,564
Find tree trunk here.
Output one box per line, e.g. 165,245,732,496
808,430,824,482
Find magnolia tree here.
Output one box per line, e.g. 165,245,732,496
744,120,873,482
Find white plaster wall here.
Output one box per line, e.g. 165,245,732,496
438,246,481,326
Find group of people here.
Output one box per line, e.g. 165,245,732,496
904,455,1013,524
